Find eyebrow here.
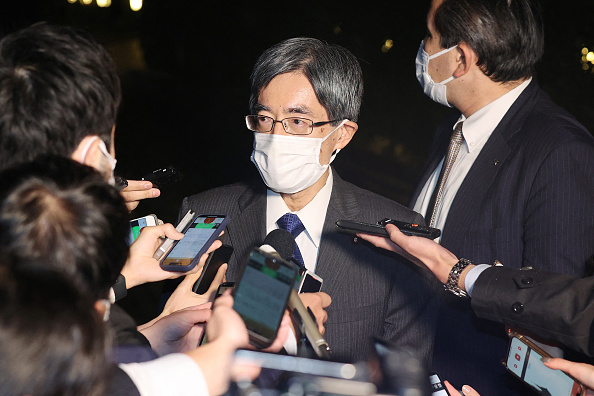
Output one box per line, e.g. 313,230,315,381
253,103,314,117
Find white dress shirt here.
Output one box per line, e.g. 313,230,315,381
265,169,333,273
413,78,531,241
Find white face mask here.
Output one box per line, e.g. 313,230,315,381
79,136,117,185
251,119,347,194
415,40,458,107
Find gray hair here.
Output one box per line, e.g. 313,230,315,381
249,37,363,123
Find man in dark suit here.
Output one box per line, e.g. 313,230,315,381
181,37,437,364
410,0,594,393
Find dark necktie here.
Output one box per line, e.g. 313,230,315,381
425,121,464,228
277,213,306,268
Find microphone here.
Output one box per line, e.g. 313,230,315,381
288,288,332,359
259,229,295,261
257,229,331,359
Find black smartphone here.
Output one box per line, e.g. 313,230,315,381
504,332,584,396
141,165,183,189
199,281,235,346
233,249,297,349
335,219,441,239
192,244,234,295
160,214,230,272
429,372,452,396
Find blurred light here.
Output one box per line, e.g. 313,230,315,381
130,0,142,11
381,39,394,53
582,55,588,62
97,0,111,7
582,47,589,55
67,0,77,3
583,63,589,71
80,0,92,4
334,26,342,35
587,52,594,62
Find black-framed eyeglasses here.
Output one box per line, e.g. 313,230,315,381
245,115,340,136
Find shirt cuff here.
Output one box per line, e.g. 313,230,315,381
464,264,491,297
283,328,297,355
119,353,208,396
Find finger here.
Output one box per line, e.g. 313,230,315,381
213,292,234,309
316,292,332,308
125,200,139,212
444,381,463,396
123,179,154,191
460,384,481,396
543,358,593,383
207,264,228,292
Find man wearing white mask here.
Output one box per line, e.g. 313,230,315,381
181,37,437,363
409,0,594,394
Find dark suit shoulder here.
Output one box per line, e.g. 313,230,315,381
337,177,425,225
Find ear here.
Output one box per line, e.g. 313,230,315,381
334,120,358,150
453,43,476,78
94,300,107,317
71,135,103,171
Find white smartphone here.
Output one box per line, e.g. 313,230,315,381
504,332,585,396
429,372,451,396
128,214,158,245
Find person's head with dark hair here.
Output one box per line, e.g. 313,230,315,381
416,0,544,114
0,155,129,301
0,259,110,396
249,37,363,123
0,22,121,175
246,38,361,201
433,0,544,82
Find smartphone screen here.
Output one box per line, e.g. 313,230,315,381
128,215,157,245
233,249,297,348
192,245,234,294
161,215,227,269
506,337,582,396
429,372,451,396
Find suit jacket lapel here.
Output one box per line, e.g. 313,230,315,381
441,81,539,252
315,170,360,287
227,181,267,278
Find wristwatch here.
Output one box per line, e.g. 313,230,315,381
444,258,473,298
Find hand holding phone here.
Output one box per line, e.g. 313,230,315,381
159,213,229,273
504,332,585,396
233,249,297,348
336,219,441,239
128,214,158,245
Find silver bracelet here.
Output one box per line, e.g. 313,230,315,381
444,258,473,298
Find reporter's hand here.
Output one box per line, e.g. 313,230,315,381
186,293,250,395
543,358,594,394
161,263,227,316
120,179,160,212
138,303,212,356
298,292,331,334
445,381,480,396
358,224,460,284
122,224,222,289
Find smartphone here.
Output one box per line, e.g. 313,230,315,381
336,219,441,239
504,332,585,396
429,372,452,396
192,244,234,294
233,249,297,349
199,281,235,346
295,270,323,293
128,214,158,245
159,214,230,272
141,165,183,189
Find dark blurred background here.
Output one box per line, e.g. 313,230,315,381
4,0,592,323
3,0,593,225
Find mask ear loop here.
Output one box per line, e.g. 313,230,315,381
78,136,101,164
321,119,349,164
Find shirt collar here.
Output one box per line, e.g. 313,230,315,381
456,78,531,153
266,169,334,248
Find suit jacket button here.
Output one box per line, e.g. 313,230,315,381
521,277,533,285
512,302,524,313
